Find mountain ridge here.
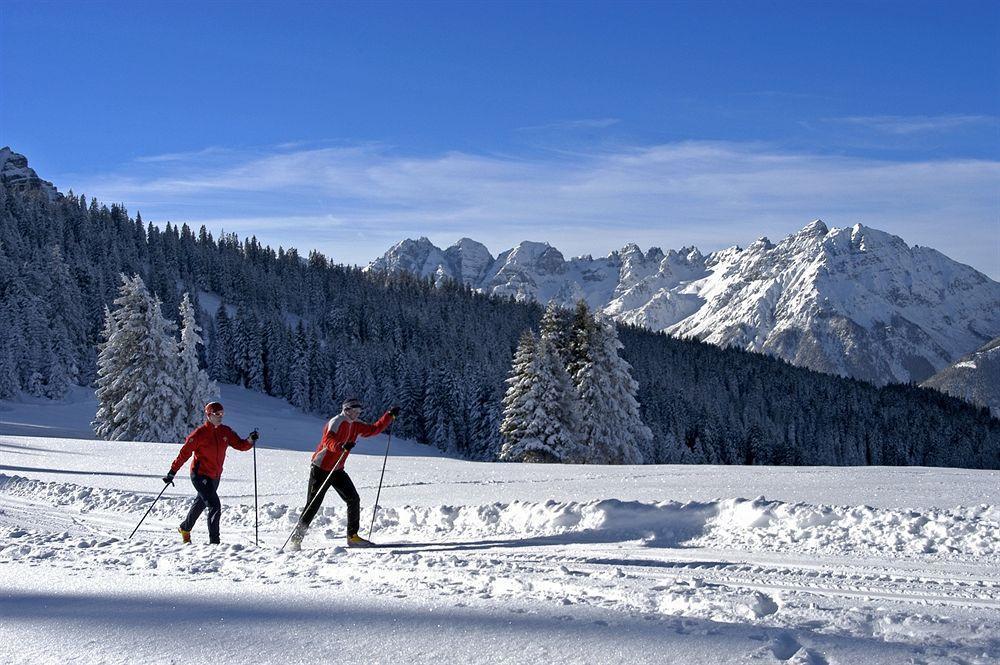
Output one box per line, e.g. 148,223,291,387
368,223,1000,386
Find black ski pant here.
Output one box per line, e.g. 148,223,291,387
180,474,222,543
300,465,360,536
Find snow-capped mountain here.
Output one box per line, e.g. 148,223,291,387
368,221,1000,385
0,147,60,201
922,337,1000,418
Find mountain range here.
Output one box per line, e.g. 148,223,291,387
368,224,1000,386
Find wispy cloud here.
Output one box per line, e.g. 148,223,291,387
62,140,1000,278
824,114,997,135
133,146,234,163
515,118,621,132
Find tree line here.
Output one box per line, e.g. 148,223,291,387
1,181,998,467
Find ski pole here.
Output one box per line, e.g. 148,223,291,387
129,481,172,539
279,448,349,552
252,429,259,546
367,423,393,539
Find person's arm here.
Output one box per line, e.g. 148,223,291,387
228,426,255,451
355,411,394,438
169,430,199,474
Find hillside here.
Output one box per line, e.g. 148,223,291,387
2,147,998,468
922,336,1000,418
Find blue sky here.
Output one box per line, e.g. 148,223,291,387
2,0,998,277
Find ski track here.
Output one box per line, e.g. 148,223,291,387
2,471,1000,663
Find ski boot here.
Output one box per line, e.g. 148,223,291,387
287,524,307,551
178,527,191,544
347,534,375,548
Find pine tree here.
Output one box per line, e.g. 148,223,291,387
424,367,458,452
0,323,19,399
540,301,572,364
209,304,236,383
567,299,596,378
93,275,187,442
289,322,311,411
500,332,584,463
573,316,651,464
177,292,219,430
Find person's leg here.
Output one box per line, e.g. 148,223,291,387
179,474,207,532
299,465,334,527
330,470,361,537
192,476,223,544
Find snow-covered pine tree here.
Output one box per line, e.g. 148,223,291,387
177,292,219,430
539,301,572,364
209,304,236,383
0,322,19,399
289,322,311,411
499,331,538,460
234,308,264,392
424,366,458,452
567,299,596,379
573,315,651,464
93,275,187,442
499,331,584,463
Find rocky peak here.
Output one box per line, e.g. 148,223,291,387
798,219,829,237
0,147,60,201
444,238,495,285
368,237,452,280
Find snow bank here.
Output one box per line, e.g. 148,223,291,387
3,473,997,560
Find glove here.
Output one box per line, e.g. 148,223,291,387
343,441,356,451
249,429,259,442
163,472,175,486
388,405,400,419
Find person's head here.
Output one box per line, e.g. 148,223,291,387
341,398,362,421
204,401,224,425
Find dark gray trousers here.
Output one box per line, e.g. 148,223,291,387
300,465,360,536
180,474,222,543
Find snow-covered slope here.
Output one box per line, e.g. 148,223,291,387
922,336,1000,417
0,147,59,201
2,401,999,664
368,221,1000,384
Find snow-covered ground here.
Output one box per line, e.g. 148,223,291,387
1,387,999,664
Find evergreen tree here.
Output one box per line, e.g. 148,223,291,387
209,304,236,383
567,299,596,378
289,322,311,411
574,316,651,464
0,323,19,399
177,292,219,430
539,301,572,364
93,275,186,442
500,332,584,463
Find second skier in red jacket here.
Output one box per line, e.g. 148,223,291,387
288,397,397,550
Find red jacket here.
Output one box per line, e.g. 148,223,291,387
170,422,253,479
311,412,393,472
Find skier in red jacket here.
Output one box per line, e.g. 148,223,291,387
163,401,258,544
288,397,398,550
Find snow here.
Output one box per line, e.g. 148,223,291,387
2,387,999,664
368,222,1000,385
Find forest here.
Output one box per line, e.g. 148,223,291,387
2,183,997,468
